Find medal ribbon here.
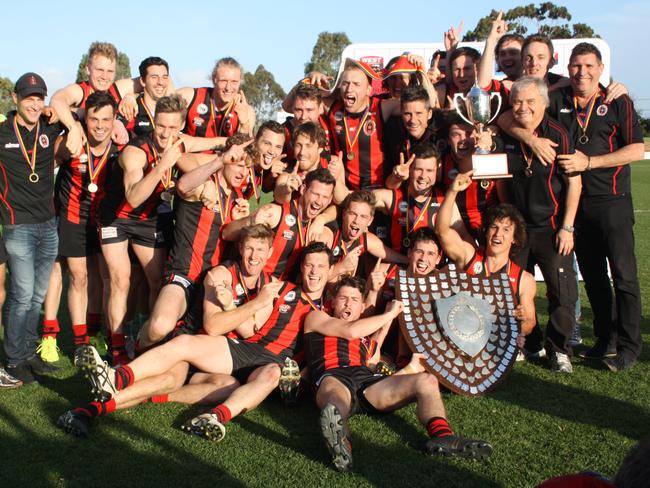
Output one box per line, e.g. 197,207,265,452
519,142,534,172
86,141,112,185
141,96,156,129
301,291,322,311
572,92,598,138
295,202,312,247
151,144,172,189
343,107,371,158
12,117,39,176
215,173,232,220
210,97,235,136
236,266,261,302
248,167,260,202
405,191,433,236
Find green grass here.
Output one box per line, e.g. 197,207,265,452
2,165,650,488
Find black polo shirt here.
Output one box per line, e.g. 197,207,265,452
548,85,643,197
503,114,574,230
381,112,444,170
0,112,64,224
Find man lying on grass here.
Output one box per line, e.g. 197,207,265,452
304,275,493,472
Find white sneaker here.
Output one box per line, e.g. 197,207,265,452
549,352,573,373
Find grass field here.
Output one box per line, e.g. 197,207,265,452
1,164,650,488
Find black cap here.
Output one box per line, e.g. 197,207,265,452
14,72,47,98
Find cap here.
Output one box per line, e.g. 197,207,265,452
14,72,47,98
344,59,382,81
384,55,424,78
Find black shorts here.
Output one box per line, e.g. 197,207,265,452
315,366,385,414
57,217,100,257
162,272,206,328
99,215,173,248
227,338,284,383
0,234,7,265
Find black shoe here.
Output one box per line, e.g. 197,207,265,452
579,340,616,359
27,355,61,375
603,353,636,373
5,363,37,384
57,410,91,437
320,403,353,472
425,435,493,460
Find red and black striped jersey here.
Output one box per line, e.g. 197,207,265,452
99,135,173,224
125,94,155,138
327,97,385,190
465,248,523,298
0,113,64,224
305,331,377,380
246,283,320,358
548,85,643,197
441,153,497,238
55,142,119,225
167,177,242,282
238,165,263,202
264,200,310,280
387,184,445,253
185,87,239,138
77,81,123,109
502,114,573,230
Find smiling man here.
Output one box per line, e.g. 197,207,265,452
124,57,171,138
0,73,64,383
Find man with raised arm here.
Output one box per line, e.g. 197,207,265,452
306,276,492,472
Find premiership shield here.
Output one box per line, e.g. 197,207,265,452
396,266,519,396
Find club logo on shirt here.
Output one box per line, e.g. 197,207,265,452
193,117,204,127
282,230,295,240
332,246,340,256
235,283,245,297
284,290,297,302
79,154,88,163
334,111,343,121
39,134,49,148
560,107,573,113
597,104,608,116
285,214,296,227
398,200,408,213
197,103,209,115
364,120,375,136
473,261,483,274
4,143,19,149
334,125,343,134
278,304,291,313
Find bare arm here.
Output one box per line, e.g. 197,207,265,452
434,173,477,267
516,271,536,336
477,12,506,88
557,143,645,173
366,233,408,264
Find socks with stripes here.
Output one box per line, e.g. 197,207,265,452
426,417,454,438
210,404,232,425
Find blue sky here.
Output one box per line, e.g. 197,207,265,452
2,0,649,115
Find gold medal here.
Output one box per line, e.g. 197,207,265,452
29,172,39,183
480,179,490,189
578,134,589,145
160,190,173,202
402,237,411,248
347,152,355,161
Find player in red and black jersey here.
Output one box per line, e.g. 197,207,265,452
440,113,501,240
305,276,493,471
177,57,255,139
50,42,144,156
66,243,333,440
136,136,253,348
282,83,331,166
435,173,536,342
328,190,407,282
373,143,470,254
548,43,645,371
243,121,286,199
40,92,121,359
223,168,337,280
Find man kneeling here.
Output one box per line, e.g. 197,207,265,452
304,276,492,472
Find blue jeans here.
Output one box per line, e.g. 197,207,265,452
3,218,58,366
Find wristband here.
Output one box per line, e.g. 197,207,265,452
561,225,574,233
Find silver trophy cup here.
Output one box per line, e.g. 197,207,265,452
453,84,510,179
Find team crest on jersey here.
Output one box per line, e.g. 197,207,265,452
364,120,375,136
197,103,209,115
79,154,88,163
282,230,295,240
334,111,343,121
284,290,297,302
39,134,49,148
332,246,340,256
285,214,296,227
398,200,408,213
447,168,459,180
78,164,87,173
235,283,245,296
335,125,343,134
473,261,483,274
193,117,204,127
278,304,291,314
597,104,608,116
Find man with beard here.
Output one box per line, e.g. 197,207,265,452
305,276,492,472
72,243,333,442
222,169,336,280
136,135,254,349
56,225,280,437
177,57,255,138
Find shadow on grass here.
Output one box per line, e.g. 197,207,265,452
0,400,246,488
492,370,650,441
